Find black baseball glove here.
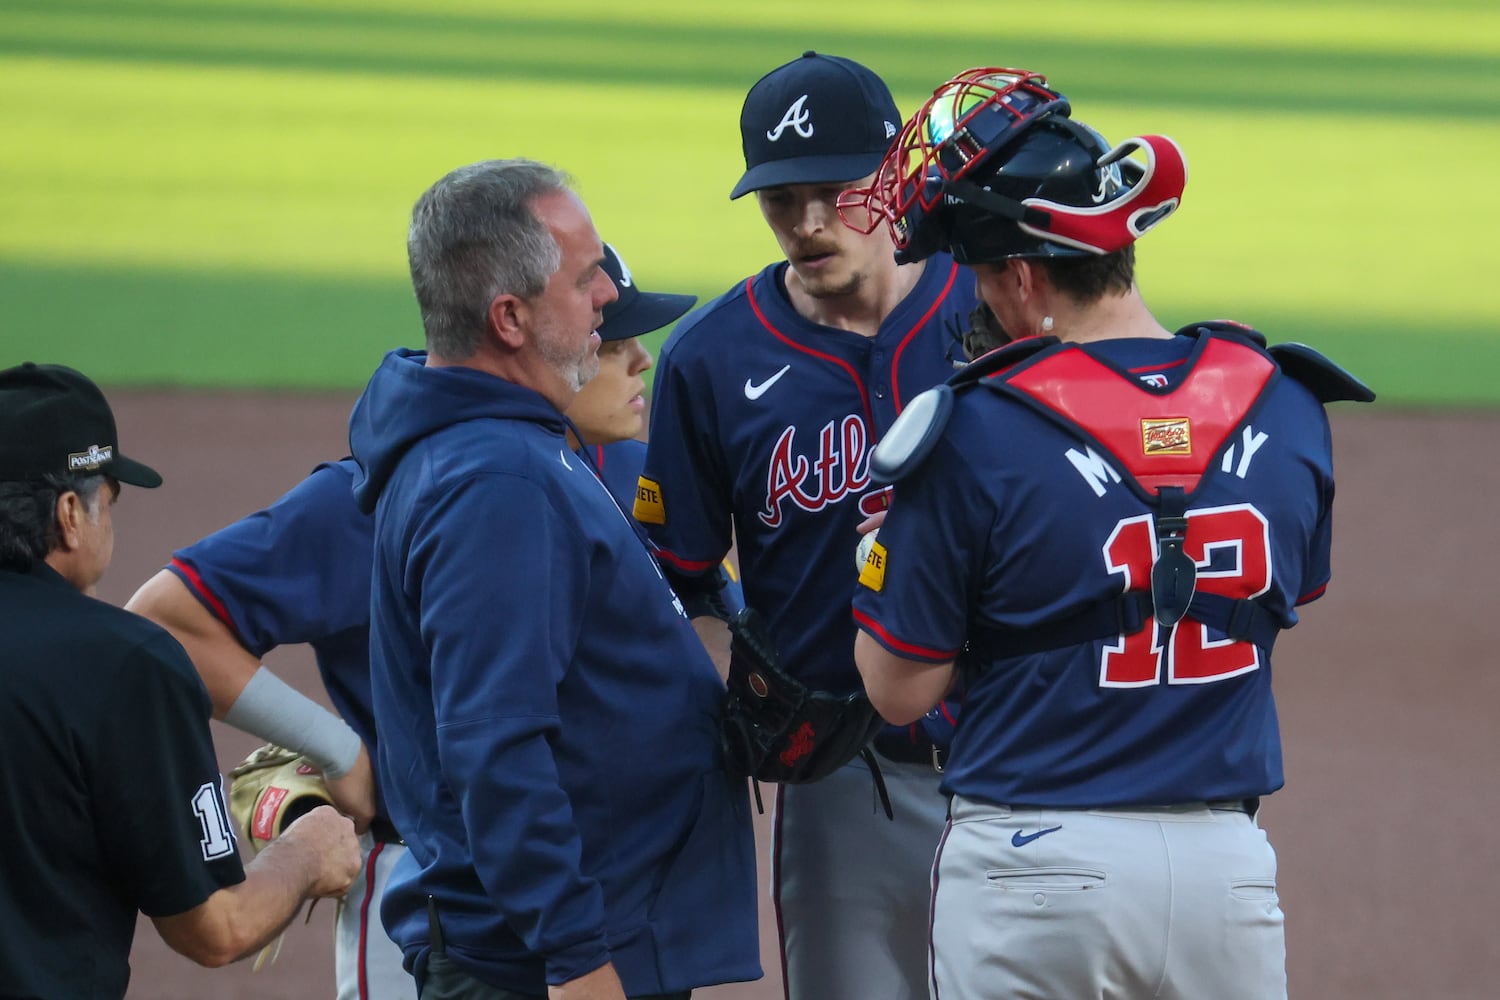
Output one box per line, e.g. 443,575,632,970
720,608,884,786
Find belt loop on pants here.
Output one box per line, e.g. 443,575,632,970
1207,798,1261,815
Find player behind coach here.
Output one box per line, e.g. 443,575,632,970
0,362,362,999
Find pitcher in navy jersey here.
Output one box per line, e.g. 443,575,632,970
127,234,736,1000
848,68,1373,999
635,52,976,1000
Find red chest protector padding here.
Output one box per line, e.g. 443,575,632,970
964,330,1284,661
997,333,1276,496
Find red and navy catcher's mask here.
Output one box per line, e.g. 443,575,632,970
838,68,1188,264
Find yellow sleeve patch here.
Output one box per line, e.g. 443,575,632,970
634,476,666,525
857,539,888,592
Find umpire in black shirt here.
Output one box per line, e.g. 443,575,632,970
0,363,362,999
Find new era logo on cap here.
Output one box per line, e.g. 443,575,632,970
730,51,902,200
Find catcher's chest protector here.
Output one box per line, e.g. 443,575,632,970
985,333,1276,499
971,331,1286,648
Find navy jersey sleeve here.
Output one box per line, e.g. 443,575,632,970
95,632,244,916
168,461,373,656
637,335,734,577
1295,408,1336,605
600,439,745,611
408,471,607,974
853,434,991,663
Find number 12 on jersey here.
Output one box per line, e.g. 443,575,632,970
1100,503,1271,688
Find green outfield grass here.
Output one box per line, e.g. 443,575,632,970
2,0,1497,405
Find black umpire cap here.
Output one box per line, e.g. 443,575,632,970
0,362,163,487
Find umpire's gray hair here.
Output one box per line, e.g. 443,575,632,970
406,159,570,360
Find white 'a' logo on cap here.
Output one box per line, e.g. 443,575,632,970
767,94,814,141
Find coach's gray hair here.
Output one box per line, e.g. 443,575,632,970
407,159,571,360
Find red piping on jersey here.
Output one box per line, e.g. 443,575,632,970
938,700,958,726
745,275,873,429
1127,357,1187,374
890,259,959,412
853,607,962,661
1297,581,1328,605
358,840,384,999
653,547,719,574
169,557,238,635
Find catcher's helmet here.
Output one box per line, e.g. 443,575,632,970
839,68,1187,264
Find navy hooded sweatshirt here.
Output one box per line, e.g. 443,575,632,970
348,349,760,994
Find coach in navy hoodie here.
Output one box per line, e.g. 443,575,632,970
348,159,759,999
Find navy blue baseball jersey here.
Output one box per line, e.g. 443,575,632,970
637,256,976,695
854,331,1337,807
168,459,376,754
588,438,744,613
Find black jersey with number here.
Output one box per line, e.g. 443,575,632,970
0,562,245,998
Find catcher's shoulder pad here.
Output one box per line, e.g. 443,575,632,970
1175,320,1374,405
870,336,1061,485
1268,342,1377,403
1174,318,1269,348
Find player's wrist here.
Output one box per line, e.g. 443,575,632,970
225,666,362,778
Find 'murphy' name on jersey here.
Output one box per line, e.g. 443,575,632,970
760,415,870,527
1066,424,1271,498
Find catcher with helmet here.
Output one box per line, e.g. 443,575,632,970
849,66,1373,999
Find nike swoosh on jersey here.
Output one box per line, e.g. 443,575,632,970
1011,825,1063,847
744,364,791,400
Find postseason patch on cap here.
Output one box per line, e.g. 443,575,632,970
634,476,666,525
67,443,114,472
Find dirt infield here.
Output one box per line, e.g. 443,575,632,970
97,391,1498,1000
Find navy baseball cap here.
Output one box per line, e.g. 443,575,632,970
0,362,162,487
597,243,697,342
729,51,901,200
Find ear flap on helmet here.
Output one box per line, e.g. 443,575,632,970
1018,134,1187,255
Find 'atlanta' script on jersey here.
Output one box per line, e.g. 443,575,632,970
759,414,871,528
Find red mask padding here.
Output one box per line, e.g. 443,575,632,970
1020,134,1187,254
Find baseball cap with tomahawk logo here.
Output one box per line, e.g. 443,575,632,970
0,362,163,487
729,51,902,200
596,244,698,342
